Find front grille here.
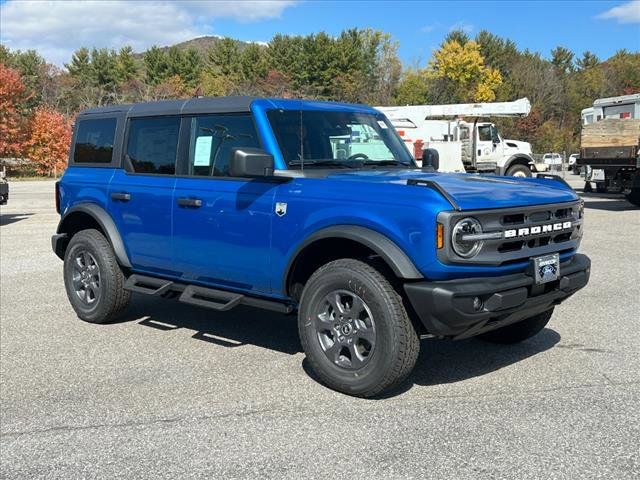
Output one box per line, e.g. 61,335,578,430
437,200,583,265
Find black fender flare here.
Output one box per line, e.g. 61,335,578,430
283,225,423,291
56,203,132,268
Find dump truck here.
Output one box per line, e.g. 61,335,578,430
578,94,640,206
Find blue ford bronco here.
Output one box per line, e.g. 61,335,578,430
53,96,590,397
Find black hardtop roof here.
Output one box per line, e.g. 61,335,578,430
79,96,258,117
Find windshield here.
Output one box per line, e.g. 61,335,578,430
267,109,414,169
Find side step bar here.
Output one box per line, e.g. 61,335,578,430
125,274,174,296
124,274,293,314
179,285,243,311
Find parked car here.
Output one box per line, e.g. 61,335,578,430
52,96,591,397
568,154,580,174
543,153,563,171
0,167,8,205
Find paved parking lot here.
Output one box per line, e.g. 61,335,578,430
1,178,639,479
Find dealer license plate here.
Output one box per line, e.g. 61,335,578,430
533,253,560,285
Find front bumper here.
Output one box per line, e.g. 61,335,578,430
404,253,590,339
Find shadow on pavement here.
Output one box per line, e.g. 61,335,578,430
119,293,561,397
121,293,302,355
0,213,33,226
581,198,637,212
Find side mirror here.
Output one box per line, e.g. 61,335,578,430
422,148,439,171
229,148,275,177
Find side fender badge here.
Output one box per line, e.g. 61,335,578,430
275,202,287,217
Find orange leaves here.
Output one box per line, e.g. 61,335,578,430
0,64,30,157
25,107,72,176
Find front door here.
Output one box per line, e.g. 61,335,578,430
108,116,180,276
172,113,275,294
475,123,502,166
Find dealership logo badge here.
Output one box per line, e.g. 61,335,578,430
504,221,572,239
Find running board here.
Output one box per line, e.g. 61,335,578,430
124,274,294,314
125,274,174,296
179,285,243,311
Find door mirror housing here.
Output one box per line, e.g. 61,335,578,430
422,148,439,171
229,148,275,177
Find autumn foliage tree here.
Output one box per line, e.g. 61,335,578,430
428,40,503,102
25,107,71,176
0,64,30,157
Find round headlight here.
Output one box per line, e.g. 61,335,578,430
451,217,484,258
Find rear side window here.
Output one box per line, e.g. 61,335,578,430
187,114,259,176
74,117,117,164
126,117,180,175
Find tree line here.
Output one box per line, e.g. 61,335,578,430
1,28,639,175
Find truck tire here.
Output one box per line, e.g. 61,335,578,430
63,229,131,324
595,183,608,193
298,259,420,397
505,164,532,178
479,308,553,344
625,189,640,207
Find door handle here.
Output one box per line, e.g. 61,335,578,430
111,192,131,202
177,197,203,208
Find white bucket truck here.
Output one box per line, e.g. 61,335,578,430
377,98,544,177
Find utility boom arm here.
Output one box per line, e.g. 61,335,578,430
377,98,531,122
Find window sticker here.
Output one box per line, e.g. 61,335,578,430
193,136,212,166
377,120,388,129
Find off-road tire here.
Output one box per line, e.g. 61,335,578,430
63,229,130,323
298,259,420,398
625,189,640,207
479,308,554,344
505,164,532,178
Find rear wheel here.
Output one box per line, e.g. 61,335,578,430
479,309,553,344
298,259,419,397
63,229,130,324
505,164,532,178
625,189,640,207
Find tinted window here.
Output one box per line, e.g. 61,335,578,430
187,114,259,176
127,117,180,174
74,117,117,163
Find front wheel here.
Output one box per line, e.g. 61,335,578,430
479,309,553,344
505,164,532,178
298,259,419,397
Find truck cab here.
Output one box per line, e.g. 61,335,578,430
52,96,591,397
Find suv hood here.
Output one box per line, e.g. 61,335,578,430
325,169,578,210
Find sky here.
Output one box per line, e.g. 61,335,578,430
0,0,639,67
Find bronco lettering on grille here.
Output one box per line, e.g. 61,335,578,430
504,221,572,239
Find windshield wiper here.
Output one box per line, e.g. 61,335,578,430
362,160,411,167
288,159,360,169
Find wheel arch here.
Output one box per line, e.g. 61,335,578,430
504,154,533,170
283,225,423,299
55,203,131,268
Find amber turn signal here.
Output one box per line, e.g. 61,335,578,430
436,223,444,249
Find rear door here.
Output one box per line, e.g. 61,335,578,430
108,116,180,276
172,113,275,294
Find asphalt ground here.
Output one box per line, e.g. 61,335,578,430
1,176,639,479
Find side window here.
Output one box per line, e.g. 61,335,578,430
126,117,180,174
478,125,492,142
187,114,259,177
74,117,117,164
